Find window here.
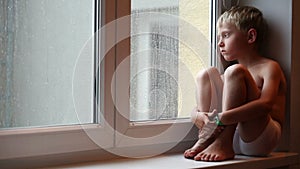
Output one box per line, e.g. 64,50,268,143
0,0,220,163
130,0,211,122
0,0,95,128
0,0,113,160
112,0,217,157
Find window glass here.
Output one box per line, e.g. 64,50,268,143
0,0,95,128
130,0,210,121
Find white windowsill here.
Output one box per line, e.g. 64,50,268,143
47,152,299,169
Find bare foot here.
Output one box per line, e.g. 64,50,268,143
193,133,235,162
184,139,208,159
184,122,225,159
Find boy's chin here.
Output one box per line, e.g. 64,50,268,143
223,56,236,62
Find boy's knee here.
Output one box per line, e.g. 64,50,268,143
224,64,247,79
196,67,219,83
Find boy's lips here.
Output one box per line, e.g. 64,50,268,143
220,50,226,54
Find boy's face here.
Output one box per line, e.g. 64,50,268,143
217,22,249,62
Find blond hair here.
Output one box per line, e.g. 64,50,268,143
217,6,268,53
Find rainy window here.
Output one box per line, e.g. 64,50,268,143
130,0,211,121
0,0,95,128
0,0,212,127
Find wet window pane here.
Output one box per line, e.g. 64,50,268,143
0,0,95,128
130,0,210,121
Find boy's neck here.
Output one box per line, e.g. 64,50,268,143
237,50,263,67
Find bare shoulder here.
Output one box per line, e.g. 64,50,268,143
260,58,285,80
261,58,281,70
253,57,287,95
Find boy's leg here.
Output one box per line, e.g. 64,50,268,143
194,64,262,161
223,64,266,143
184,67,223,159
196,67,223,113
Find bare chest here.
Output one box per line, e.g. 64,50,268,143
249,71,264,90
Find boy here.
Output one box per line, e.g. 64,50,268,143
184,6,286,162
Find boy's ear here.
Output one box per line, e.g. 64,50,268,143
247,28,257,44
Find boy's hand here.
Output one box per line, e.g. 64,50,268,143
191,109,219,129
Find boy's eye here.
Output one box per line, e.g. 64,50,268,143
217,32,230,40
223,33,229,38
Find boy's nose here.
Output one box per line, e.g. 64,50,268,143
218,40,224,47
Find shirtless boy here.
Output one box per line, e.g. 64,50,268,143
184,6,286,162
